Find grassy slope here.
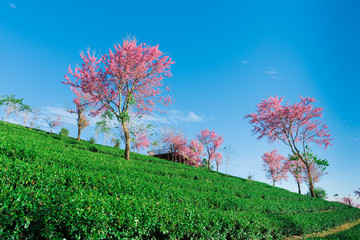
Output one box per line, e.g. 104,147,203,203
0,122,359,239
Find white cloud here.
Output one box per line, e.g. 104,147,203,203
42,106,77,126
241,60,249,64
265,68,281,79
187,112,203,122
144,109,204,124
265,69,278,75
10,3,16,9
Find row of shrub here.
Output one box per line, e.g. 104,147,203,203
1,122,360,239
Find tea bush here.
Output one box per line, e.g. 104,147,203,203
0,122,359,239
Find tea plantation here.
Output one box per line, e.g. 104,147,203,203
1,122,359,239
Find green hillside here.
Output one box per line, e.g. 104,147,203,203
1,122,359,239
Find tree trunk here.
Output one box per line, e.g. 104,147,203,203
207,158,210,170
216,163,219,172
77,128,82,142
5,113,9,124
297,179,301,194
77,112,81,142
305,163,315,197
273,180,275,187
122,120,131,160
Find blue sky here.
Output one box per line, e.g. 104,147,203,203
1,0,359,202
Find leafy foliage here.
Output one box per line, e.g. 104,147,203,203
306,187,328,200
0,94,25,124
88,136,96,144
0,122,359,239
60,127,70,137
20,104,32,127
95,111,114,146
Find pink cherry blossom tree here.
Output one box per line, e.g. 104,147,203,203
286,155,306,194
262,149,289,186
67,87,92,141
340,195,360,208
185,139,204,167
44,115,62,134
162,130,188,163
197,129,224,170
245,96,332,197
63,39,174,160
214,152,223,172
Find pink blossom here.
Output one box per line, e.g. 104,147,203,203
63,39,174,160
134,131,150,152
197,129,224,170
262,149,289,186
163,131,188,162
185,139,205,167
246,96,332,197
339,195,360,208
245,95,332,149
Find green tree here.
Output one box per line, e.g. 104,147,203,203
306,187,328,199
0,94,24,124
95,111,114,146
111,138,121,148
88,137,96,144
20,104,32,127
60,127,70,137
